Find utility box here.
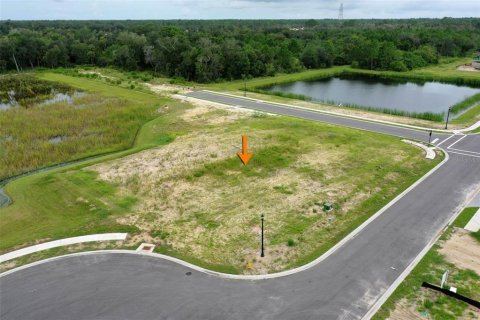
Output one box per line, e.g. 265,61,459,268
323,202,333,212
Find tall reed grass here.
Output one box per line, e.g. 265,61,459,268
0,93,158,180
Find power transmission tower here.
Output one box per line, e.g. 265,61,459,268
338,3,344,20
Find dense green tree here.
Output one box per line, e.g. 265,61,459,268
1,18,478,82
44,45,68,67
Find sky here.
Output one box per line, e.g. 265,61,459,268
0,0,479,20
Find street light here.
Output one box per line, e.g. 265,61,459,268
260,214,265,258
243,75,247,97
445,107,452,130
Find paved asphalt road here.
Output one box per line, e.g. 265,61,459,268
1,91,479,320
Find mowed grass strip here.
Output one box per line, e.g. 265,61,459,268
0,73,171,180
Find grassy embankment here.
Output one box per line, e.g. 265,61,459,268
374,207,480,320
0,71,442,274
207,58,480,128
0,72,175,180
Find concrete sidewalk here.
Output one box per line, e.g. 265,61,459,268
0,233,128,263
465,209,480,232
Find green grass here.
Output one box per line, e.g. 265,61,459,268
472,230,480,243
461,208,480,244
452,207,479,228
373,207,480,320
450,93,480,115
0,169,139,251
451,104,480,126
154,245,241,274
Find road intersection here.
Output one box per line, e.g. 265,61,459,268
1,91,479,320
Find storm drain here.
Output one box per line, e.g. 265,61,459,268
136,243,155,253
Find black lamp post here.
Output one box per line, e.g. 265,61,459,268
428,130,432,146
242,74,247,97
260,214,265,258
445,107,452,130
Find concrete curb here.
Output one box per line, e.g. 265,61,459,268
402,139,436,159
0,233,128,263
201,90,480,134
1,150,449,280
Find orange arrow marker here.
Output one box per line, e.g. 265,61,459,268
237,135,252,165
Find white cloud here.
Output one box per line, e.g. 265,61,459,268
0,0,478,20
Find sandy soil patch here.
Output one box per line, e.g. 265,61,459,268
145,83,192,94
457,65,480,72
93,129,262,185
180,104,251,125
79,70,117,80
439,228,480,274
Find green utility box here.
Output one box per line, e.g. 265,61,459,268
323,202,333,212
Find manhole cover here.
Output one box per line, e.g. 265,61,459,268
185,272,192,276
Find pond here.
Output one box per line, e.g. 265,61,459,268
0,91,85,111
263,74,480,118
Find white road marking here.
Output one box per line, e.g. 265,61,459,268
436,134,456,147
448,151,480,158
431,138,439,144
448,147,480,155
447,134,467,149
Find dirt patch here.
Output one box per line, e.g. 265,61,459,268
79,70,117,80
439,228,480,274
180,104,251,125
145,83,192,94
176,94,255,123
457,65,480,72
93,129,258,184
0,261,17,273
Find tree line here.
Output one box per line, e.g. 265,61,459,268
0,19,479,82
